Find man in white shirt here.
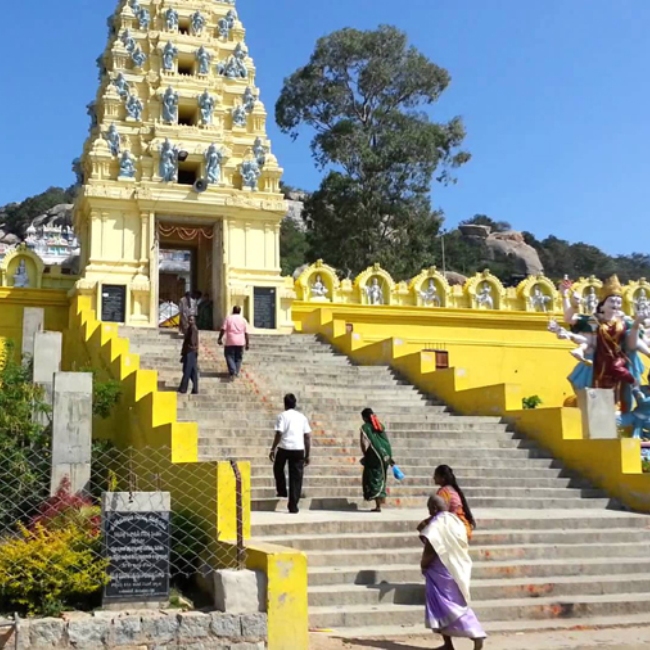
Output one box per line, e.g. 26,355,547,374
269,393,312,514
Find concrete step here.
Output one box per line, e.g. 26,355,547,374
308,592,650,628
307,572,650,607
197,434,530,448
250,475,592,490
303,541,648,569
261,527,647,553
250,510,648,537
305,555,650,587
250,496,612,512
248,486,606,501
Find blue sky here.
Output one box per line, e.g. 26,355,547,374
1,0,648,255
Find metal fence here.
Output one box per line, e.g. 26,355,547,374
0,445,245,616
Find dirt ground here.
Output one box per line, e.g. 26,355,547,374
309,626,650,650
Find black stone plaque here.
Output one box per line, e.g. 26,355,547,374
103,510,171,602
101,284,127,323
253,287,277,330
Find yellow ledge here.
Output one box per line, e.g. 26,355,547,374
296,304,650,513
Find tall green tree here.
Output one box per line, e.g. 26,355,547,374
276,25,470,279
280,219,309,276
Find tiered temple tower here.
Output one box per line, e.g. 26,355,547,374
73,0,292,330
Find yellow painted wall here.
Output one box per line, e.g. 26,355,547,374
0,288,70,355
294,303,577,407
294,303,650,512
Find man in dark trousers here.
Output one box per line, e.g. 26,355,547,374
217,306,250,380
269,393,311,514
178,315,199,395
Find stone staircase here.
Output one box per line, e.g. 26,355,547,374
122,327,650,635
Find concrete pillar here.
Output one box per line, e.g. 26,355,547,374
51,371,93,496
33,330,63,412
577,388,618,439
21,307,44,360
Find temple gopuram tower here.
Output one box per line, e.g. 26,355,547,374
73,0,292,330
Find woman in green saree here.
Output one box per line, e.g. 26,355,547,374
360,407,393,512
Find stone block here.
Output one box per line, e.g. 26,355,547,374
51,371,93,495
112,615,143,646
33,331,62,385
210,612,242,637
213,569,267,614
141,614,178,644
21,307,44,360
177,611,211,639
577,388,618,439
67,617,109,646
240,613,267,639
231,642,266,650
29,617,65,647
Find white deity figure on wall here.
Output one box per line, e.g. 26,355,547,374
419,279,441,307
310,274,328,300
530,286,551,312
366,277,384,305
13,259,29,288
584,286,599,314
476,282,494,309
635,289,649,315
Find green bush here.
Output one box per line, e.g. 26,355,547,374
522,395,543,410
0,522,107,616
171,510,210,588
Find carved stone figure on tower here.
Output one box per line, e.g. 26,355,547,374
165,8,179,31
121,29,136,53
218,43,248,78
196,46,211,75
159,139,179,182
113,73,130,97
162,87,179,124
105,124,121,155
218,10,237,39
134,6,150,30
118,151,136,179
125,94,143,121
131,46,147,68
232,105,247,127
205,144,223,184
87,102,98,128
253,137,267,167
191,11,206,36
72,158,84,185
243,87,256,112
162,41,178,71
198,90,215,125
240,159,260,190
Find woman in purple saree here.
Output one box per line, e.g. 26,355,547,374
418,495,486,650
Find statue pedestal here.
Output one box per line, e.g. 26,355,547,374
310,296,329,303
577,388,618,439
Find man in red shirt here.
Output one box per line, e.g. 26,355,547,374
218,306,250,379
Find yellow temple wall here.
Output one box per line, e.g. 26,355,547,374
0,288,70,356
291,257,650,513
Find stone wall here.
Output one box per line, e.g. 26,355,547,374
3,610,267,649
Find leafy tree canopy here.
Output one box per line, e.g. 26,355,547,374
276,25,469,278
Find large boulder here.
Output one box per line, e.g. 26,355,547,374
31,204,74,228
459,224,490,239
445,271,468,286
485,230,543,275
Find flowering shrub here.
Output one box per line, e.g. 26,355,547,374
30,477,100,537
0,523,108,616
